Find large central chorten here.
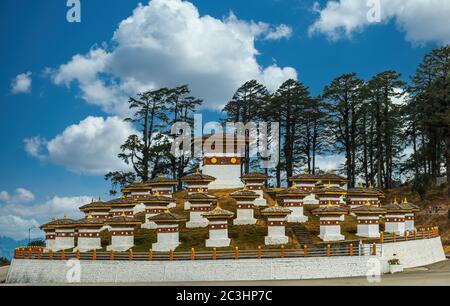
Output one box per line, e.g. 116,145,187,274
194,133,246,189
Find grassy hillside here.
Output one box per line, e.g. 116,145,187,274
95,185,450,253
383,184,450,247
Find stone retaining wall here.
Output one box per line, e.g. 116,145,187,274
6,237,446,284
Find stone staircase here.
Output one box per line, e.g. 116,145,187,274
289,223,314,244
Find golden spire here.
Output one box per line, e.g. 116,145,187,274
120,210,126,217
164,209,170,214
365,200,370,206
369,183,374,189
215,202,221,210
63,214,67,219
403,197,408,204
195,168,201,175
274,201,279,207
393,198,398,205
327,200,332,207
253,167,257,173
87,214,93,219
154,191,160,196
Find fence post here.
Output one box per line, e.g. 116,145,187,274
28,248,32,259
427,227,431,239
327,244,331,257
404,231,408,241
349,243,353,256
421,228,425,239
147,249,152,261
49,249,53,260
212,248,217,260
280,245,285,258
61,249,65,260
169,250,174,261
393,232,396,242
257,246,262,259
303,245,308,257
109,250,114,260
38,248,43,259
413,229,417,240
436,226,439,236
190,248,195,260
372,242,376,256
235,246,239,260
380,232,384,244
92,249,97,260
128,249,133,261
76,249,80,260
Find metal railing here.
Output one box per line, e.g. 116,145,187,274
13,226,439,262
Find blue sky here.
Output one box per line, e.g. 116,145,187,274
0,0,447,239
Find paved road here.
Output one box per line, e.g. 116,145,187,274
0,266,9,283
2,260,450,285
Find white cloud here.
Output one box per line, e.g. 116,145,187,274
392,87,408,106
0,215,40,240
0,195,91,240
10,72,32,94
24,116,136,175
263,24,293,40
0,188,35,204
51,0,296,113
315,154,346,172
309,0,450,45
24,136,47,159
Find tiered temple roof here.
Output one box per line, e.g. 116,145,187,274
79,199,111,212
202,204,234,219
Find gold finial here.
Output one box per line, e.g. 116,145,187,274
121,193,126,198
195,168,201,175
365,200,370,206
243,185,248,191
253,167,257,173
120,210,126,217
154,191,160,196
304,169,309,174
369,183,374,189
87,214,93,219
274,201,279,207
63,214,67,219
164,209,170,214
215,202,221,210
393,198,398,205
327,200,332,207
403,197,407,203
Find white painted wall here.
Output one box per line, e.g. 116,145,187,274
6,237,446,284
